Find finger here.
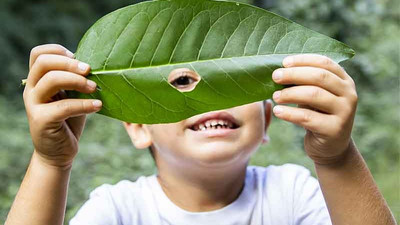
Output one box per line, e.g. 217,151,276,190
33,71,97,103
298,104,314,111
273,86,338,114
272,67,347,96
27,54,90,88
282,54,351,81
46,99,102,122
30,44,74,69
273,105,336,135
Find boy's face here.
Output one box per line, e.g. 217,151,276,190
124,101,272,168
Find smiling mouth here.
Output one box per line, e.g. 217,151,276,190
188,112,240,132
190,119,239,131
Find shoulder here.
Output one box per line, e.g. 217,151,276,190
247,163,318,196
70,176,156,225
248,163,311,174
247,164,331,224
89,176,156,213
89,177,148,199
247,163,313,186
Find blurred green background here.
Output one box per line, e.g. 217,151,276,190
0,0,399,223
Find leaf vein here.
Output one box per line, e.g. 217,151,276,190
221,13,256,58
188,63,234,100
102,12,141,70
93,74,138,117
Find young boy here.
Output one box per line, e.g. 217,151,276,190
5,44,396,225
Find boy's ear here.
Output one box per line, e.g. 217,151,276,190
263,100,273,144
123,122,152,149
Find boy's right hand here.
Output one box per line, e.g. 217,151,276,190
23,44,102,168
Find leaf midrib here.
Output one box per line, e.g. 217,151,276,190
91,50,351,75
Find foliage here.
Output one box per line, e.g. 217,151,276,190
0,0,398,223
73,0,353,124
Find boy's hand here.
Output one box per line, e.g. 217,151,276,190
23,44,102,168
272,54,358,165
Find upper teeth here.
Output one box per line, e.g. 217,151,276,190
194,119,234,131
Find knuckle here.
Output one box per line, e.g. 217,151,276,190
280,89,288,100
318,70,329,85
335,118,346,133
45,71,58,82
284,68,293,80
348,78,356,89
23,88,34,102
339,98,354,116
345,80,358,104
64,58,76,71
80,101,89,112
348,90,358,105
23,88,28,101
30,46,40,59
35,54,50,66
73,76,87,90
310,88,321,99
320,56,333,66
58,101,73,114
293,55,302,64
79,100,92,113
79,77,88,89
301,111,312,124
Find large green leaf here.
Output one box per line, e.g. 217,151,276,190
70,0,354,124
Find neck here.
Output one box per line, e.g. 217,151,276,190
156,160,248,212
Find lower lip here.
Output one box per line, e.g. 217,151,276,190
187,128,239,138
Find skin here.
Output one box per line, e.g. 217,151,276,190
5,44,396,225
124,101,272,211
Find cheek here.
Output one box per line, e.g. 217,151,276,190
148,124,188,158
149,124,181,146
238,104,266,148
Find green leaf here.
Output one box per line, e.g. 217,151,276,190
70,0,354,124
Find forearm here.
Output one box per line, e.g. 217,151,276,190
315,140,396,225
5,151,71,225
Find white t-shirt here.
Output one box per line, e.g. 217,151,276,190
70,164,331,225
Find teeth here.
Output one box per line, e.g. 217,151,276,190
193,119,236,131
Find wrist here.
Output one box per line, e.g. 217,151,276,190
32,150,73,171
312,139,356,167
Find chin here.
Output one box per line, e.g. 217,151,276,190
186,141,258,168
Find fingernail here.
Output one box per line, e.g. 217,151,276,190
92,100,102,108
283,56,294,67
273,106,283,115
272,70,283,81
66,50,74,58
273,91,281,100
78,62,89,72
87,80,97,90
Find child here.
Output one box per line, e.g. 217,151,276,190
5,44,396,225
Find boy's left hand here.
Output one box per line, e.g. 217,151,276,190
272,54,358,165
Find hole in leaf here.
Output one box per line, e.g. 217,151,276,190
168,68,201,92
